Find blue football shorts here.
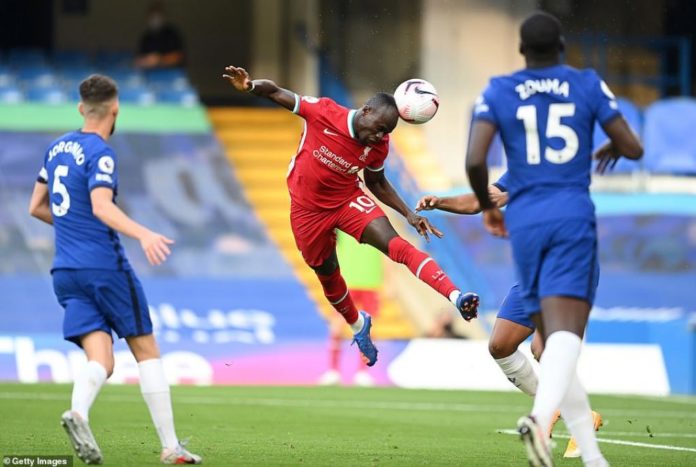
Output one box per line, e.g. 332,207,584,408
496,283,535,329
509,218,600,315
52,268,153,346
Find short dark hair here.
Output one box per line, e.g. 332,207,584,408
79,74,118,104
365,92,398,111
520,11,563,56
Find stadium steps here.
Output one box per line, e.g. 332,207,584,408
208,107,416,339
390,125,452,191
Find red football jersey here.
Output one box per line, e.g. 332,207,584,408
286,95,389,210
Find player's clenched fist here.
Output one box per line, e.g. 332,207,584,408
222,66,253,92
139,231,174,266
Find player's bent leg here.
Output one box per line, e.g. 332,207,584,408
126,334,203,464
489,318,537,396
359,217,479,320
488,318,533,359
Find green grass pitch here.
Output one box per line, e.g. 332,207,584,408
0,384,694,465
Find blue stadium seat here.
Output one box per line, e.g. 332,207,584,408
0,65,14,86
94,50,134,70
643,98,696,175
0,85,24,104
17,66,56,87
157,87,199,107
25,85,67,105
104,69,145,87
592,98,643,173
53,50,91,68
146,68,189,89
60,67,98,87
64,84,81,102
118,85,156,106
7,48,47,67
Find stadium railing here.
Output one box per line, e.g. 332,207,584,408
569,33,692,97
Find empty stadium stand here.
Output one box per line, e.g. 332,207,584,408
0,48,196,106
643,98,696,175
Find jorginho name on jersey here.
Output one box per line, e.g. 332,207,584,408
473,65,621,231
38,130,131,271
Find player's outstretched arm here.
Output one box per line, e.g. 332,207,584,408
594,116,644,174
91,187,174,266
415,186,507,215
222,65,296,111
28,181,53,225
416,194,479,214
364,168,443,242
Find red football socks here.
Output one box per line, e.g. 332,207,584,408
316,267,359,324
387,236,458,298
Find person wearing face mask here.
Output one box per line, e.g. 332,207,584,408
135,2,185,69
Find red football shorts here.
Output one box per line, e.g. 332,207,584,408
290,191,386,268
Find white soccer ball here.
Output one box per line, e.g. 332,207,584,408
394,79,440,124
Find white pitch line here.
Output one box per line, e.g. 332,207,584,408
629,395,696,406
1,392,696,419
497,429,696,453
0,391,529,413
591,431,696,439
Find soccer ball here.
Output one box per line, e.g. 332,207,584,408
394,79,440,124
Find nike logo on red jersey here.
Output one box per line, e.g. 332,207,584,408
323,128,340,136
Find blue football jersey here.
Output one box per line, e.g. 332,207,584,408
493,172,509,192
39,130,131,271
473,65,621,231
